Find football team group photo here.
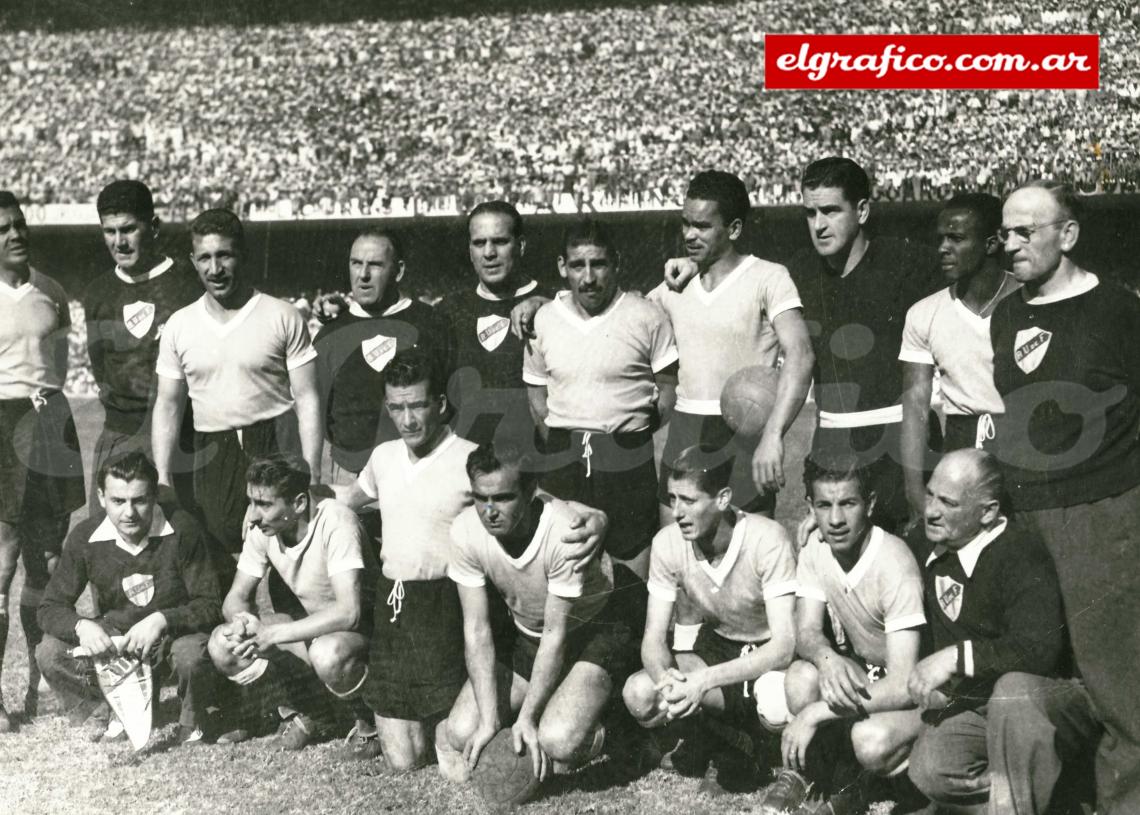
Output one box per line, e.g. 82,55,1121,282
1,3,1138,815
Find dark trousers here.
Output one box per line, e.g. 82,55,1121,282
1016,480,1140,814
36,630,214,728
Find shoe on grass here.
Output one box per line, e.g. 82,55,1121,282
275,712,317,751
0,704,12,734
83,711,112,743
698,748,762,796
759,768,811,814
102,717,127,743
340,721,383,761
180,724,207,746
216,727,252,744
661,734,711,777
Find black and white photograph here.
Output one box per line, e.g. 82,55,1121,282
0,1,1137,813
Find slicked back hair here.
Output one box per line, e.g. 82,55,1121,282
467,200,523,240
384,347,444,399
190,208,244,249
561,218,617,260
97,451,159,495
803,453,875,503
246,453,310,502
353,227,405,263
801,157,871,206
466,443,540,495
667,444,733,497
0,190,21,210
686,170,751,228
1020,179,1085,225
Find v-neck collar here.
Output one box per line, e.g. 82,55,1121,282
197,291,262,336
694,509,746,588
820,525,883,590
114,256,174,285
926,517,1008,578
499,499,553,570
553,290,624,333
692,255,752,305
1022,273,1098,305
401,429,459,480
0,268,35,301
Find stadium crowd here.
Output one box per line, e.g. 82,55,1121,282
1,0,1138,218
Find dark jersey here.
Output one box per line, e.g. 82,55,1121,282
915,521,1066,713
81,257,201,433
39,505,221,642
437,280,552,447
313,297,451,473
990,279,1140,510
788,237,938,414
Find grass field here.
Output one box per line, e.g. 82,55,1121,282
0,396,907,815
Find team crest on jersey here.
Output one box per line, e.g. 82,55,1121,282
1013,327,1052,374
935,575,964,621
121,573,155,607
476,315,510,351
122,301,156,339
361,334,398,372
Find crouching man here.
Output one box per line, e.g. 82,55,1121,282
622,445,797,794
208,454,376,749
760,455,926,814
37,452,220,743
439,445,628,784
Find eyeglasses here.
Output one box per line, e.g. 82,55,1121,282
998,219,1070,243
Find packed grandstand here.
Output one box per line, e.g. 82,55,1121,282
1,0,1138,221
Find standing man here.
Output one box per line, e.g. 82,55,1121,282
0,191,85,730
438,201,552,450
899,193,1020,526
313,228,450,479
652,170,814,517
665,159,936,530
208,454,375,750
37,452,220,744
905,450,1074,813
991,180,1140,813
524,219,677,578
762,455,926,814
791,157,940,532
83,180,200,514
152,209,323,576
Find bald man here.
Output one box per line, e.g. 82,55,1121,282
990,181,1140,813
905,450,1075,813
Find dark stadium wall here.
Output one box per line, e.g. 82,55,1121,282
35,197,1140,300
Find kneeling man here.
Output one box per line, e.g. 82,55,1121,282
441,445,626,783
762,455,926,814
208,454,375,749
37,452,220,743
622,445,797,793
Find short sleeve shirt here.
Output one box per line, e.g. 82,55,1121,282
448,495,611,636
647,510,798,643
156,293,317,431
237,498,369,616
0,268,69,398
356,431,477,581
796,526,926,668
523,291,678,433
649,255,801,415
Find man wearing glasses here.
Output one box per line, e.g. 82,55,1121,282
990,180,1140,813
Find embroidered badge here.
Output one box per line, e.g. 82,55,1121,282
122,301,156,339
1013,327,1052,374
935,574,964,622
121,573,156,607
476,314,510,351
361,334,398,372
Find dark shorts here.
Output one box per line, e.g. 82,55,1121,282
193,410,301,554
541,428,658,560
660,411,774,516
364,574,467,721
942,414,997,455
0,392,85,525
505,600,634,686
692,626,765,724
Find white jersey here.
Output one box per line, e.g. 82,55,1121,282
649,255,801,415
156,292,316,431
0,269,69,398
523,291,677,433
356,430,477,581
899,285,1013,416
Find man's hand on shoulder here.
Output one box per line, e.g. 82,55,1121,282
664,257,699,292
509,295,551,340
313,291,350,324
560,502,608,572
